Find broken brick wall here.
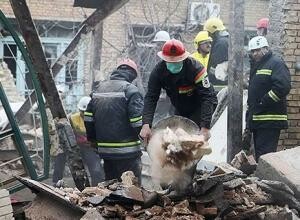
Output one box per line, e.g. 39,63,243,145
269,0,300,150
0,0,93,22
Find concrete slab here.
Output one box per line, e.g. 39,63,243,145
255,147,300,200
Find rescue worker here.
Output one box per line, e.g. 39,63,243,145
192,30,213,68
84,59,144,183
153,30,171,47
256,18,269,37
152,30,172,68
140,39,218,143
204,17,229,87
152,30,175,123
52,96,104,186
245,36,291,161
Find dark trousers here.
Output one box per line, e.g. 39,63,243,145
52,146,104,186
103,156,142,184
253,128,281,161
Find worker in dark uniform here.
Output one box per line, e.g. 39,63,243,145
204,17,229,88
139,39,218,143
245,36,291,161
84,59,144,183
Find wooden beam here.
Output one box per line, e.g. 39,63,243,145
227,0,245,162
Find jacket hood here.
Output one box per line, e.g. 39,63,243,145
110,67,137,83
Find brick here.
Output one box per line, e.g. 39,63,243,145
288,113,300,119
284,139,298,145
285,55,297,62
285,48,295,55
286,30,298,36
288,100,300,106
294,50,300,56
287,107,299,113
288,121,299,126
292,94,300,100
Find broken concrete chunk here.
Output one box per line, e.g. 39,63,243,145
223,178,246,190
69,192,80,204
86,196,105,206
121,171,138,186
172,200,192,216
231,151,257,175
82,187,112,197
255,147,300,201
256,181,300,212
259,180,295,196
80,209,105,220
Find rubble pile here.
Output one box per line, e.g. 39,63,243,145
33,162,300,220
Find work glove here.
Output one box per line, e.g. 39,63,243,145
241,128,252,151
139,124,152,145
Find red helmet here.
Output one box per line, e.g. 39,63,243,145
256,18,269,29
118,58,138,74
157,39,190,62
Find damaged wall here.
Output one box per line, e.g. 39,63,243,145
0,62,24,103
99,0,269,78
0,0,93,22
269,0,300,150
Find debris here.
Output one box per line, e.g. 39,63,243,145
223,178,246,190
256,180,300,212
231,150,257,175
121,171,138,186
17,146,300,220
255,146,300,201
86,196,105,206
80,209,105,220
225,205,267,220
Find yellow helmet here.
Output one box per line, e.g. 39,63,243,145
203,17,226,34
194,31,213,48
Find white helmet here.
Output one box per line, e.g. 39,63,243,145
77,96,91,111
153,30,171,42
248,36,269,51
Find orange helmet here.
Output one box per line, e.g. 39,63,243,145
117,58,138,74
157,39,190,62
256,18,269,29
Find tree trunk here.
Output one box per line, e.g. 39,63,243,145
91,22,103,90
227,0,245,162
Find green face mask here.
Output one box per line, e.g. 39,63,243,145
166,62,183,74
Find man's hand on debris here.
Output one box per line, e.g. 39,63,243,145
242,128,252,151
139,124,152,144
199,127,211,141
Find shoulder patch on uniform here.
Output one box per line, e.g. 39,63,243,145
202,76,210,88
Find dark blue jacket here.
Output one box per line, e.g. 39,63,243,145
143,57,217,129
84,68,143,159
247,51,291,130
